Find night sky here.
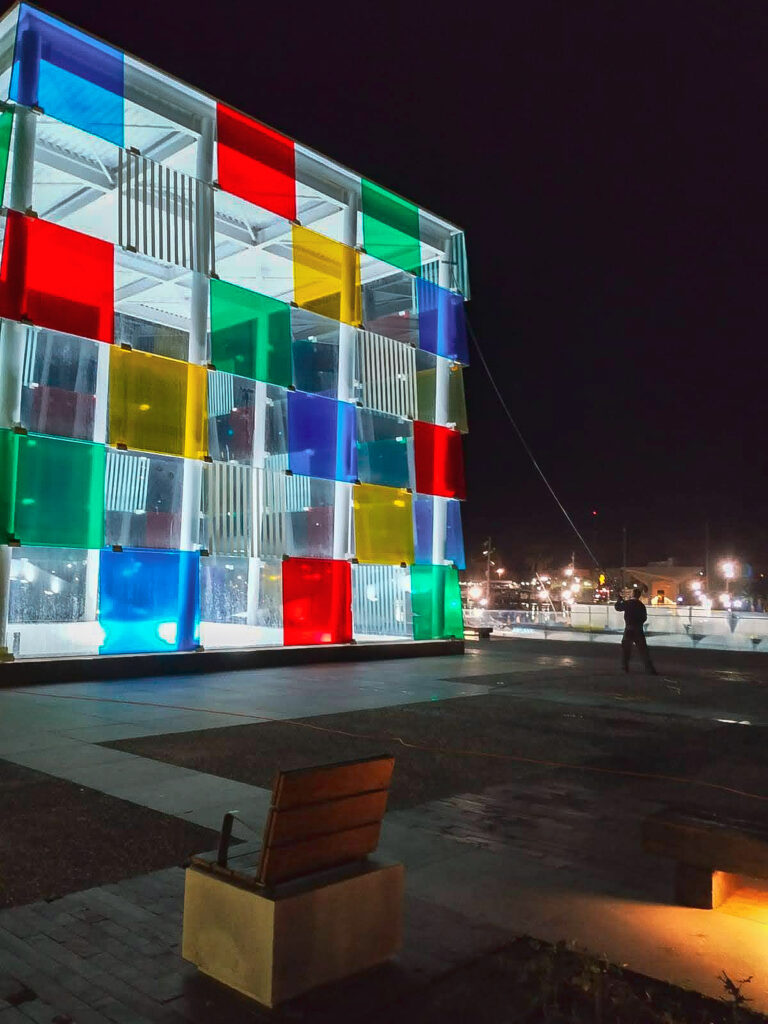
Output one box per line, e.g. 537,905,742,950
40,0,768,575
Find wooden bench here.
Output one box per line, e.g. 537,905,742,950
182,754,403,1007
643,808,768,909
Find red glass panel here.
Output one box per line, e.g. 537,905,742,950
216,104,296,221
413,420,466,500
0,211,114,343
282,557,352,646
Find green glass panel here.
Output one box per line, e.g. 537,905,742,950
361,179,421,274
0,105,11,205
210,278,292,387
410,564,464,640
0,429,105,547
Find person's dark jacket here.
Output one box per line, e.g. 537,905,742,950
615,597,647,629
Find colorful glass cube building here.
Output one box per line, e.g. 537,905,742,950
0,3,468,660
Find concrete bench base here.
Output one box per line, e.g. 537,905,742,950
182,859,404,1007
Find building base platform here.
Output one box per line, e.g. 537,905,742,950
0,638,464,687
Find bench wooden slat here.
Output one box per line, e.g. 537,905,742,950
273,755,395,810
265,790,389,847
259,822,382,887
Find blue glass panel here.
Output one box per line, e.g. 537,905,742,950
413,495,465,569
11,6,124,146
413,494,433,565
356,408,412,489
98,548,200,655
287,391,357,482
446,499,466,570
416,279,469,364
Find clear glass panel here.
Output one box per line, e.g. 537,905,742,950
0,428,105,547
0,211,114,344
416,278,469,364
361,266,418,346
216,103,296,220
355,408,413,489
6,546,102,658
352,564,411,640
290,306,339,398
210,277,291,387
415,351,468,432
6,323,102,442
213,190,294,302
287,391,357,482
114,313,189,362
207,370,257,465
413,420,465,500
294,145,361,245
353,483,414,566
10,5,125,147
200,554,282,648
202,460,255,557
410,563,463,640
123,55,215,176
361,179,420,274
108,347,207,459
260,471,337,559
0,7,20,104
264,383,289,471
98,547,200,654
104,448,186,551
292,225,361,326
282,556,352,646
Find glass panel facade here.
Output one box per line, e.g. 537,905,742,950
356,408,412,489
104,448,186,551
10,5,125,146
413,420,466,500
200,555,282,648
413,494,466,569
287,391,357,483
108,347,207,460
0,212,114,344
351,564,411,639
260,471,338,560
216,104,295,220
98,547,200,654
11,325,102,442
410,564,464,640
282,557,352,646
0,429,105,547
210,278,292,387
292,226,361,326
361,179,420,274
416,278,469,364
0,7,468,661
353,483,414,566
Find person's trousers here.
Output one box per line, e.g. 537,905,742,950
621,627,656,673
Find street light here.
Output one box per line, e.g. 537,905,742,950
720,560,738,604
495,567,505,577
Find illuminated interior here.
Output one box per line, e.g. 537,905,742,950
0,2,468,657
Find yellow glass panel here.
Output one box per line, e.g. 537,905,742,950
292,225,361,326
353,483,414,566
109,348,208,459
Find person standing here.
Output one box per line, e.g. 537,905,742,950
615,587,657,674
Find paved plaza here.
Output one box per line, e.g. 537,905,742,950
2,638,768,1021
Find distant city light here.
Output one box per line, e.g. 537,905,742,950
721,560,737,580
469,585,483,601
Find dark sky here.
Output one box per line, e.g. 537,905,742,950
44,0,768,574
